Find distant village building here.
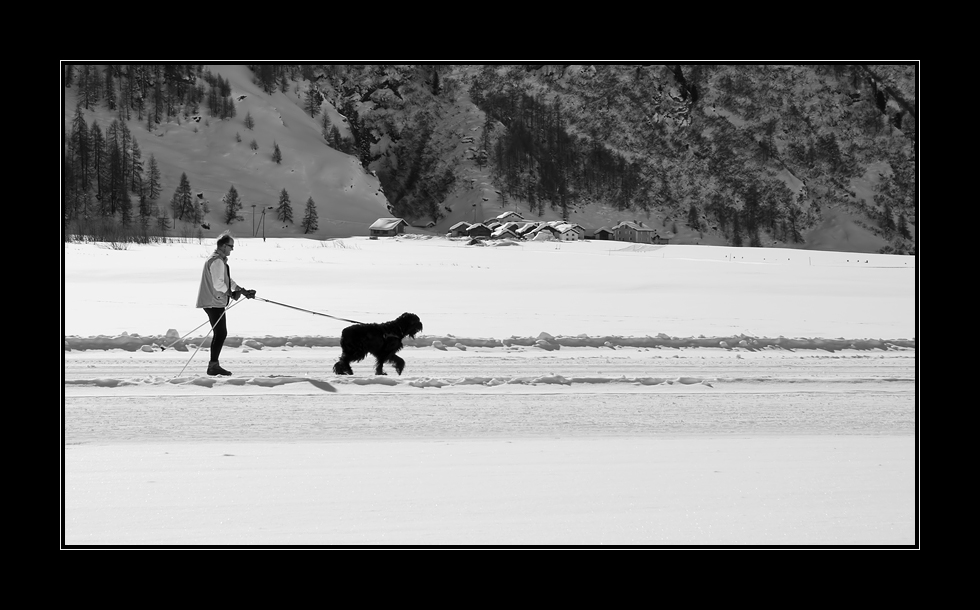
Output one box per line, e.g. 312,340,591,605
449,222,471,237
465,223,492,239
555,224,580,241
370,218,408,237
494,211,525,223
593,227,614,240
491,226,520,240
531,224,562,240
515,223,539,238
611,220,670,244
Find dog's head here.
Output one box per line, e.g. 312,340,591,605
395,312,423,339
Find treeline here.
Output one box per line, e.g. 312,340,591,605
317,65,459,222
63,64,237,130
468,64,917,247
62,64,246,238
471,81,646,219
62,64,300,241
469,67,817,245
64,104,162,232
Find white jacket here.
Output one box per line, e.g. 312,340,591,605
196,251,240,308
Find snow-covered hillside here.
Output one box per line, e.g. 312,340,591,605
64,65,392,239
63,64,916,252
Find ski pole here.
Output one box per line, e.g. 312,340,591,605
173,298,246,379
161,297,244,351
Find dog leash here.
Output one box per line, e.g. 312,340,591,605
255,297,365,325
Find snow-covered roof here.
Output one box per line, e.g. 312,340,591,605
450,221,470,230
370,218,408,230
495,211,524,220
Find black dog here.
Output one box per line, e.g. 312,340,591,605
333,312,423,376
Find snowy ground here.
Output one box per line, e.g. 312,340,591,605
62,237,917,547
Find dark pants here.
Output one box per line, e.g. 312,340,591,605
204,307,228,363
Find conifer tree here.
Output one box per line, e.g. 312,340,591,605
119,189,133,226
89,121,108,214
272,141,282,164
145,154,162,201
223,185,243,224
329,125,343,150
171,172,193,220
119,120,132,200
130,139,143,194
152,74,164,125
305,85,322,117
69,105,90,196
276,188,293,224
321,111,332,141
104,66,116,111
85,65,102,109
137,183,153,229
301,197,318,234
244,111,255,130
169,190,182,223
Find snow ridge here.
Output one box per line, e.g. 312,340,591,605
64,331,916,353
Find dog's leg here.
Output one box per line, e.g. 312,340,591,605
373,355,387,375
390,355,406,375
333,357,353,375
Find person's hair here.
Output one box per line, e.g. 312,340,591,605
217,232,234,247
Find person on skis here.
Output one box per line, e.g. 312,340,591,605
196,232,256,376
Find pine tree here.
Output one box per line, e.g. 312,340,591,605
119,121,132,202
301,197,318,234
328,125,343,150
321,112,332,141
272,141,282,164
276,188,293,224
105,119,123,216
119,189,133,226
171,172,193,220
137,181,153,229
104,66,116,111
305,85,322,117
223,185,243,224
169,190,182,223
152,72,164,125
90,121,109,215
244,111,255,130
69,104,90,196
145,154,162,201
130,139,144,196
